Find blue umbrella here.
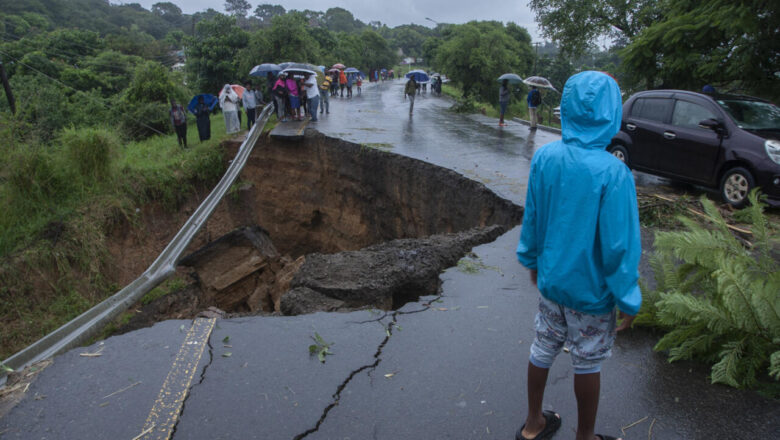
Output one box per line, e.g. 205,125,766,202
317,65,326,73
249,63,282,77
405,70,429,82
380,68,387,73
188,94,218,114
344,67,360,73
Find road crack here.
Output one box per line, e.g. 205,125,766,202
293,313,398,440
170,325,215,439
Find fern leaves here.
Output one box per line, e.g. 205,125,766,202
640,191,779,390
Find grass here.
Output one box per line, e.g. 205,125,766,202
441,83,561,129
0,117,237,359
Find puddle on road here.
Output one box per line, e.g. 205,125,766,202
119,131,523,333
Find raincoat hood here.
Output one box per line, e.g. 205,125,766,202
560,71,622,150
517,70,641,316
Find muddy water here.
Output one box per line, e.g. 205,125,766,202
119,131,523,332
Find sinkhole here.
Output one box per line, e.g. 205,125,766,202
119,130,523,332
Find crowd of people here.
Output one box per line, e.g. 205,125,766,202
168,65,458,145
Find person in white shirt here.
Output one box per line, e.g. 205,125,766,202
242,82,257,130
219,84,240,134
303,72,320,122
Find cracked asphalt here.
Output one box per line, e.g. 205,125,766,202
1,81,778,439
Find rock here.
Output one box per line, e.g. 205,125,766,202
288,225,507,310
280,287,345,315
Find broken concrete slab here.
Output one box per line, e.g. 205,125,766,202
289,225,508,311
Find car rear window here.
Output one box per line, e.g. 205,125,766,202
671,100,717,129
631,98,671,123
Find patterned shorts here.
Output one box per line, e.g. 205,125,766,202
529,296,616,374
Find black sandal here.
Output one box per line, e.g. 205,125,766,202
516,410,562,440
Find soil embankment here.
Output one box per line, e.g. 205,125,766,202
117,129,523,330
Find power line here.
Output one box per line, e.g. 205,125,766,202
0,48,167,136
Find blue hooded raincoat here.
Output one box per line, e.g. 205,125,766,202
516,71,641,316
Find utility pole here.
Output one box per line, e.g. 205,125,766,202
533,42,541,75
0,59,16,114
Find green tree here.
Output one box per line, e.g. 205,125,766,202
185,14,249,91
253,4,285,27
392,27,425,58
151,2,182,22
225,0,251,18
323,7,362,33
434,21,533,102
267,12,320,63
620,0,780,100
529,0,659,56
359,29,397,71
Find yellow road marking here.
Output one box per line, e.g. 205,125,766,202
137,318,216,440
296,120,308,136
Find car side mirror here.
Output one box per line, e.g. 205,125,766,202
698,118,723,130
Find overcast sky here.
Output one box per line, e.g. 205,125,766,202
125,0,544,41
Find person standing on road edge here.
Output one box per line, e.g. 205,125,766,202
404,77,417,115
527,86,541,129
319,73,331,114
499,79,511,126
272,73,288,121
169,98,187,147
515,71,640,440
303,72,320,122
243,82,257,131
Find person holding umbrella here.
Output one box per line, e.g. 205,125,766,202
339,70,347,97
404,77,417,116
499,79,511,126
303,72,319,122
527,86,542,130
286,73,301,121
272,72,288,121
169,98,187,148
192,96,211,142
219,85,241,134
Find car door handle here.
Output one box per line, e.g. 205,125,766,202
663,131,676,140
626,123,636,131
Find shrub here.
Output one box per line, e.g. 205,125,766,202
637,191,780,390
59,127,119,182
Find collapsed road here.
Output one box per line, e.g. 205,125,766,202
1,81,777,439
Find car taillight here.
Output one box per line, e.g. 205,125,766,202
766,140,780,165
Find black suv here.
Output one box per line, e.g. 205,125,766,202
609,90,780,207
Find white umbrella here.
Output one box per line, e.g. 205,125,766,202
523,76,559,92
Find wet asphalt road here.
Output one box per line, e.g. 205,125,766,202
1,81,778,439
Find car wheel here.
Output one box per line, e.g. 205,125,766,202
609,145,629,167
719,167,754,207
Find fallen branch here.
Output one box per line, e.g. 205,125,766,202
103,381,141,399
621,415,649,436
79,346,105,358
131,423,155,440
652,194,753,235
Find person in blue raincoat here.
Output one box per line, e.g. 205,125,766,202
515,71,640,440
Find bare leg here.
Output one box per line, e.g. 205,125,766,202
521,362,549,438
574,372,600,440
